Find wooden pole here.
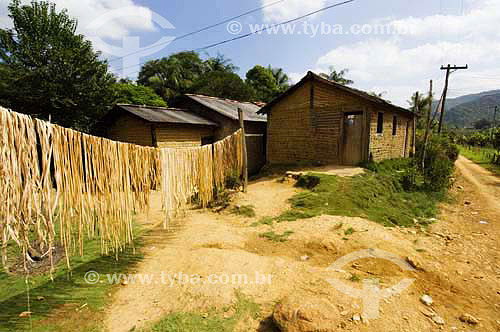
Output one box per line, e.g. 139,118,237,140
412,92,419,156
421,80,433,170
238,108,248,192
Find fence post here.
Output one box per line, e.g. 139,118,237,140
238,108,248,192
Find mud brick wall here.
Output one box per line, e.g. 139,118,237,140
267,81,315,164
369,109,414,161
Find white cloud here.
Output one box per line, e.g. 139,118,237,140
0,0,157,40
261,0,326,23
389,0,500,41
311,0,500,106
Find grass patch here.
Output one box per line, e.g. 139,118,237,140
349,274,361,282
230,205,256,218
143,292,260,332
274,159,447,227
0,227,145,332
459,146,500,176
251,216,274,227
259,231,294,242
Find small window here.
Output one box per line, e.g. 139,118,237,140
392,115,397,136
376,112,384,134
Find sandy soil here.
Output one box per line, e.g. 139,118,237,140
105,160,500,332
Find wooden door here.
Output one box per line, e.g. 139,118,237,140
342,113,363,165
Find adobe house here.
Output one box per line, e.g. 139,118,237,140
258,72,416,166
102,104,218,148
174,94,268,173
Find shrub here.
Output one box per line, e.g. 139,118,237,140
225,170,242,189
295,175,321,189
418,135,458,191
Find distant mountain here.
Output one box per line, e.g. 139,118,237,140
432,90,500,128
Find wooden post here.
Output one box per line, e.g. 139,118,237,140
238,108,248,192
422,80,433,170
412,92,418,156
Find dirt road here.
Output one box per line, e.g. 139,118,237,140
456,156,500,212
105,160,500,332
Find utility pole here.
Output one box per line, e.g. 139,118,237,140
438,64,468,134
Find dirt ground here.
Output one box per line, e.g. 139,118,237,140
105,158,500,332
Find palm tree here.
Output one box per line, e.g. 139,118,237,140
319,66,354,86
268,66,290,92
204,53,238,73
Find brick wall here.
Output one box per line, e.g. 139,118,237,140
368,109,414,161
107,113,153,146
155,124,214,148
267,81,315,164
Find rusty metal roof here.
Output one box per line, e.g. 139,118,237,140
185,94,267,122
116,104,217,126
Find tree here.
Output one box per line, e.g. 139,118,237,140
246,65,281,102
204,53,238,73
319,66,354,86
268,66,290,93
112,83,167,107
0,0,115,131
138,51,205,103
408,91,433,129
192,71,255,101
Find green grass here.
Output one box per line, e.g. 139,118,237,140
459,146,500,175
271,159,447,228
259,231,294,242
349,274,361,282
143,292,260,332
0,228,145,332
251,216,274,227
230,205,256,218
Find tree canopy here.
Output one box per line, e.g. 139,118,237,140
138,52,290,104
112,83,167,107
138,52,206,103
0,0,115,131
192,71,255,101
245,65,282,102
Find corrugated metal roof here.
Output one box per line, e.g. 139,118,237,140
117,104,217,126
185,94,267,122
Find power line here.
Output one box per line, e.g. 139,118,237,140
195,0,356,51
115,0,356,76
107,0,287,65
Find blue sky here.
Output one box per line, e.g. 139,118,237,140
1,0,499,106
